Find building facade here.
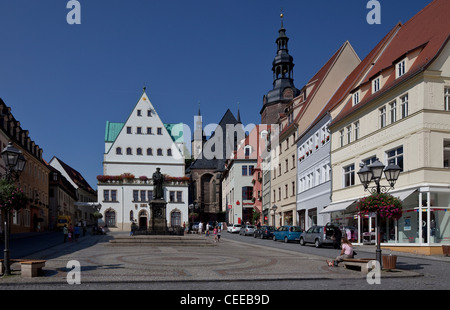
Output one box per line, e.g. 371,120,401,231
98,91,189,232
327,0,450,254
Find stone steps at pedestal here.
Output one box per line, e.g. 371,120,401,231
107,235,216,246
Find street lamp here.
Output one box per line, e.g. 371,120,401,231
357,158,401,268
271,204,277,228
1,142,26,276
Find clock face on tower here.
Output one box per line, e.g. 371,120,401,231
283,88,294,99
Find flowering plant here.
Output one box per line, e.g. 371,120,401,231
356,192,403,220
0,179,28,211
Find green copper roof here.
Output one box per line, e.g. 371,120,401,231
105,121,125,142
164,123,184,143
105,121,184,143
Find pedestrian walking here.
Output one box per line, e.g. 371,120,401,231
63,224,68,243
213,226,218,242
217,227,221,242
74,225,81,242
326,237,353,267
68,225,73,242
198,222,203,235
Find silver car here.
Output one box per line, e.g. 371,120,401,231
299,224,342,248
239,224,256,236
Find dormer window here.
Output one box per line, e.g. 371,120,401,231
373,77,380,93
353,91,360,106
396,59,406,78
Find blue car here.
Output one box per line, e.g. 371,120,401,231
273,226,303,243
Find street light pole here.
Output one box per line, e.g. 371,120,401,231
1,142,26,276
357,158,401,269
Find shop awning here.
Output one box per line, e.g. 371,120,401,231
319,200,356,214
390,188,417,201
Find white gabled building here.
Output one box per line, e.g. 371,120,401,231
98,90,189,232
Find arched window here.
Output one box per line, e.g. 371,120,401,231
137,148,142,155
157,148,163,156
147,148,153,155
116,147,122,155
171,211,181,227
126,147,132,155
105,209,116,227
167,148,172,156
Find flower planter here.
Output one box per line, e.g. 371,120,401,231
442,245,450,256
382,254,397,270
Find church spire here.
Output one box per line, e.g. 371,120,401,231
260,11,300,124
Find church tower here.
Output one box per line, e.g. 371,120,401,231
261,13,300,124
192,103,205,159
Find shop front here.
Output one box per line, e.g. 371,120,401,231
321,187,450,255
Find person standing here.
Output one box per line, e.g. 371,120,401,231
63,224,69,243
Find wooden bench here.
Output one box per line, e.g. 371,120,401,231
343,258,375,273
1,259,46,277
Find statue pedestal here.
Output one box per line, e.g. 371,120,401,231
149,199,167,233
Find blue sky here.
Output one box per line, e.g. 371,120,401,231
0,0,432,190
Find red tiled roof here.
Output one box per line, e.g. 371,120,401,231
331,0,450,126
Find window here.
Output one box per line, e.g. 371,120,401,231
285,184,288,198
147,127,152,134
242,166,248,176
157,127,162,135
137,110,142,116
167,149,172,156
133,190,139,201
111,190,117,201
116,147,122,155
103,190,109,201
354,121,360,141
379,106,386,128
390,101,397,123
136,127,142,134
346,126,351,144
242,186,253,201
292,181,295,196
386,146,403,171
169,191,175,202
176,191,182,202
137,148,142,155
401,94,408,118
353,92,360,105
363,156,377,167
127,127,132,134
445,88,450,111
140,190,146,201
147,148,153,156
373,77,380,93
343,164,355,187
245,146,251,157
444,140,450,168
285,159,289,172
126,147,132,155
157,148,163,156
147,190,153,201
147,109,152,117
397,60,406,78
249,165,254,175
340,130,344,147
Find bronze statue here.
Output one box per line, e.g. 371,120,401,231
152,167,164,200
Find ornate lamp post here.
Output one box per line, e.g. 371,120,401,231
357,158,401,268
1,142,27,276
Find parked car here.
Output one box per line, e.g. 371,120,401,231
273,226,303,243
253,225,275,239
299,223,342,248
239,224,256,236
191,222,199,232
227,224,241,233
